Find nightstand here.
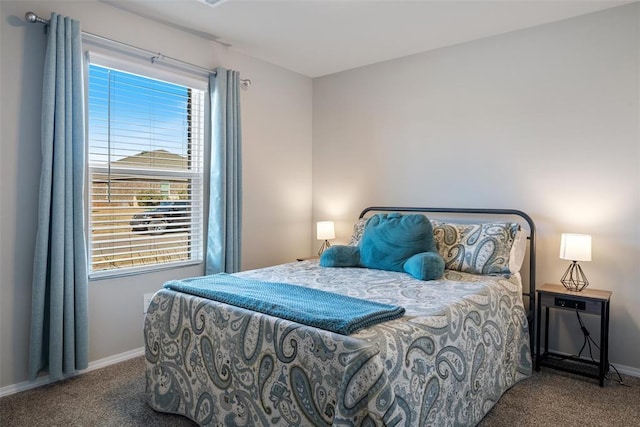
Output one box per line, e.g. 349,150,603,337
296,256,319,261
535,283,611,386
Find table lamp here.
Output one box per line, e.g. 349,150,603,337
317,221,335,256
559,233,591,292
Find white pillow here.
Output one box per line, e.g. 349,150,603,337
508,227,527,274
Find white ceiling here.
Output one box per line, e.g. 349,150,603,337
100,0,633,78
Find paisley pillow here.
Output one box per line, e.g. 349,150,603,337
431,221,520,275
348,217,367,246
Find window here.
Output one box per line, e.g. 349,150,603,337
87,63,205,276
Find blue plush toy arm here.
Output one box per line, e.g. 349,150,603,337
403,252,445,281
319,245,361,268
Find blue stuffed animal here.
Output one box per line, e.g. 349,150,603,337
320,213,445,281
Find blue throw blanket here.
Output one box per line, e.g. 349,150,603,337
163,273,405,335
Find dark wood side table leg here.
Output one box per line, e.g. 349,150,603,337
544,306,550,355
599,301,606,386
536,295,542,370
604,300,610,372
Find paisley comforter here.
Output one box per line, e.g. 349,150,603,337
144,261,531,426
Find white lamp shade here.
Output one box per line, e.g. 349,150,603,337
317,221,335,240
559,233,592,262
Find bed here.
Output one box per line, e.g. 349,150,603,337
144,207,536,426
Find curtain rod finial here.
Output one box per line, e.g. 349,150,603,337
25,11,48,25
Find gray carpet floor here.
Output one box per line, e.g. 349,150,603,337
1,356,638,426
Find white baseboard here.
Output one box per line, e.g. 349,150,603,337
614,363,640,378
0,347,145,398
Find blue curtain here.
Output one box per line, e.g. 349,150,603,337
29,13,89,381
206,68,242,274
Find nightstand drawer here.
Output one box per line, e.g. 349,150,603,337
539,293,602,315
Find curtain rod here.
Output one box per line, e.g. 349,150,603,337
25,11,251,87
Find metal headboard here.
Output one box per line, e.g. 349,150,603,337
359,206,536,352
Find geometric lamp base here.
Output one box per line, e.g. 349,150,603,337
317,240,331,257
561,261,589,292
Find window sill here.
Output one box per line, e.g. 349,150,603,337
88,259,203,281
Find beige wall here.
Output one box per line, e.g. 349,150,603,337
313,4,640,372
0,0,312,388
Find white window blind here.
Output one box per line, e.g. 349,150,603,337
87,63,205,275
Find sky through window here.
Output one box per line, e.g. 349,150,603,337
88,64,191,167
